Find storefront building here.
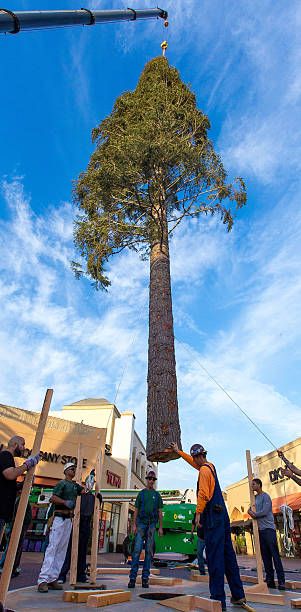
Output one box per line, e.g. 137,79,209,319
226,436,301,557
0,397,157,554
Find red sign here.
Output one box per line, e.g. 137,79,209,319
106,469,121,488
99,512,107,550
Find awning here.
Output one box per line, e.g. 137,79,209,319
272,492,301,513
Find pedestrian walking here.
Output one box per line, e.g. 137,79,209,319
37,462,84,593
248,478,285,589
171,442,245,611
128,470,163,589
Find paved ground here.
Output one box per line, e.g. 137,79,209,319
3,552,301,611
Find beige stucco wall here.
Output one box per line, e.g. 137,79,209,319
0,403,106,484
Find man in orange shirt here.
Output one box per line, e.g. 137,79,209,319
171,442,245,611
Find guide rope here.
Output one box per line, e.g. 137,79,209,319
175,335,277,450
175,335,295,551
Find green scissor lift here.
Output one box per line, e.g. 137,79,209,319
154,502,198,558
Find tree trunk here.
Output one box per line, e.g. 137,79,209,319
146,209,182,463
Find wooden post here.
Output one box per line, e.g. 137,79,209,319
90,449,103,584
69,442,83,585
0,388,53,606
246,450,264,584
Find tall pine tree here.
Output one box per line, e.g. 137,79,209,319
72,57,246,462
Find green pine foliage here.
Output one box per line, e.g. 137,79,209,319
72,57,246,288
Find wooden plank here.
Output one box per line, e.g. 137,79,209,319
63,589,123,603
194,596,222,611
238,575,258,584
0,388,53,605
87,591,131,607
245,582,269,593
90,448,104,584
69,442,83,585
246,450,264,584
291,599,301,608
136,575,183,586
95,567,159,575
191,573,209,582
158,595,198,611
245,592,285,605
287,581,301,590
158,594,222,611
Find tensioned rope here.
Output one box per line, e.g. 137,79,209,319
175,335,277,450
175,334,295,549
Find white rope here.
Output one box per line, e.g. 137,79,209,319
280,504,294,553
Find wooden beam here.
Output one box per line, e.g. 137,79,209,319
0,389,53,606
244,582,269,593
95,566,159,575
90,449,103,584
158,594,222,611
87,591,131,607
246,450,264,584
190,573,209,582
63,589,123,603
136,575,183,586
69,442,83,585
291,599,301,609
239,575,259,584
286,581,301,590
244,592,285,605
96,567,160,576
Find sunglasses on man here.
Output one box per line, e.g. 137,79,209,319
147,476,156,481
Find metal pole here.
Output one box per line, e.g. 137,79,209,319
0,7,167,34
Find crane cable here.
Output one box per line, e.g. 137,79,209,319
175,335,295,552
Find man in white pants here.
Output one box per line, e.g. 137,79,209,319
37,462,84,593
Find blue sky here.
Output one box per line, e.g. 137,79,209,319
1,1,301,491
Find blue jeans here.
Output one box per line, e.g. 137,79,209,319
259,528,285,585
197,537,206,573
129,522,156,582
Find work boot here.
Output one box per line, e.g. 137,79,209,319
38,582,48,593
267,581,276,589
142,580,149,588
230,596,247,605
48,580,63,590
128,579,136,588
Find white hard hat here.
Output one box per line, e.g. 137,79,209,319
64,462,76,473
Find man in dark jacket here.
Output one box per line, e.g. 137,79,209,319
58,489,102,583
0,436,39,535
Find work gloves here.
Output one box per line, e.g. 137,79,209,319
25,452,40,470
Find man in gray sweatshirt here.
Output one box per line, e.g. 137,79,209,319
248,478,285,590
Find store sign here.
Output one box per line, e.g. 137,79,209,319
106,469,121,488
269,466,286,485
0,444,87,468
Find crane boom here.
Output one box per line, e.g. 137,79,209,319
0,7,168,35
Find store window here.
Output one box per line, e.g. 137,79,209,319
98,502,121,553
